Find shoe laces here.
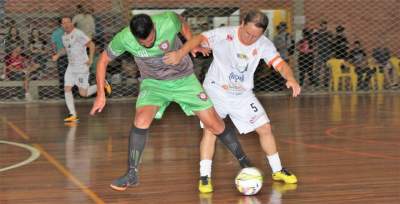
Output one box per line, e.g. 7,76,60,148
200,176,209,185
280,168,292,176
126,168,137,179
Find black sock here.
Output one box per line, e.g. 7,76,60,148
217,125,252,168
127,126,148,173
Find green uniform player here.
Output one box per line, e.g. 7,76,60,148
90,12,252,191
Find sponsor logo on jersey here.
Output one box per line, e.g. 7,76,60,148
159,40,170,51
226,34,233,41
197,92,209,101
236,53,248,60
252,48,258,56
249,114,263,124
229,72,245,82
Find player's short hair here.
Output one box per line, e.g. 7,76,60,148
242,10,269,31
60,15,72,22
130,14,154,40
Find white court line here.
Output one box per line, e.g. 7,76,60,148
0,140,40,172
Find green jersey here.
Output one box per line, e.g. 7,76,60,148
106,12,194,80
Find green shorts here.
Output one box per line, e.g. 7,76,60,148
136,74,213,119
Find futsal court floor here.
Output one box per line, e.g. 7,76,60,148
1,93,399,204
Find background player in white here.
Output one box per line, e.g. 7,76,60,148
164,10,301,193
52,16,111,122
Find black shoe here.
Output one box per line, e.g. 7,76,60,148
110,169,138,191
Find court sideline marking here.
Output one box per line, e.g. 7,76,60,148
1,117,105,204
325,124,400,146
0,140,40,172
281,135,400,161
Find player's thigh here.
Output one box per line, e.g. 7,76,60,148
64,71,76,87
203,85,230,118
229,94,270,134
76,73,90,90
173,74,213,115
137,78,172,107
136,78,173,119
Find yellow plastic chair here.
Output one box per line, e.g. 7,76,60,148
326,58,357,92
367,58,384,91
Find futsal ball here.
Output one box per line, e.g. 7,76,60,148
235,167,263,195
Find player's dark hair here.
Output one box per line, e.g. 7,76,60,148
130,14,154,39
242,10,269,31
60,15,72,22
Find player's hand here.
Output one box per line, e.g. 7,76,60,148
190,47,211,58
163,50,184,65
286,79,301,97
51,54,59,62
90,94,106,115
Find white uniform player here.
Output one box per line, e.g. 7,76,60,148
52,16,111,122
202,25,282,133
63,28,91,89
163,10,301,193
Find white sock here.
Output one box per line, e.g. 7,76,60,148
200,159,212,178
267,153,283,173
87,85,97,96
65,91,76,116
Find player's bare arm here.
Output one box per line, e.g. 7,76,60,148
86,40,96,66
163,34,209,65
90,51,111,115
276,62,301,97
51,48,66,61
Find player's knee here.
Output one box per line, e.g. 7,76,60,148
78,91,88,97
205,122,225,135
134,117,152,129
257,123,273,136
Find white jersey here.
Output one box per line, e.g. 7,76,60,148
62,28,90,72
201,26,284,95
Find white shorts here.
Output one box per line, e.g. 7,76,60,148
64,71,90,89
203,85,270,134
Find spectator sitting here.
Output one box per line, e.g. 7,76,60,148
4,46,40,100
28,28,48,78
273,22,293,62
4,26,24,54
314,20,334,87
297,28,316,86
333,25,349,59
349,41,375,90
372,47,398,88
